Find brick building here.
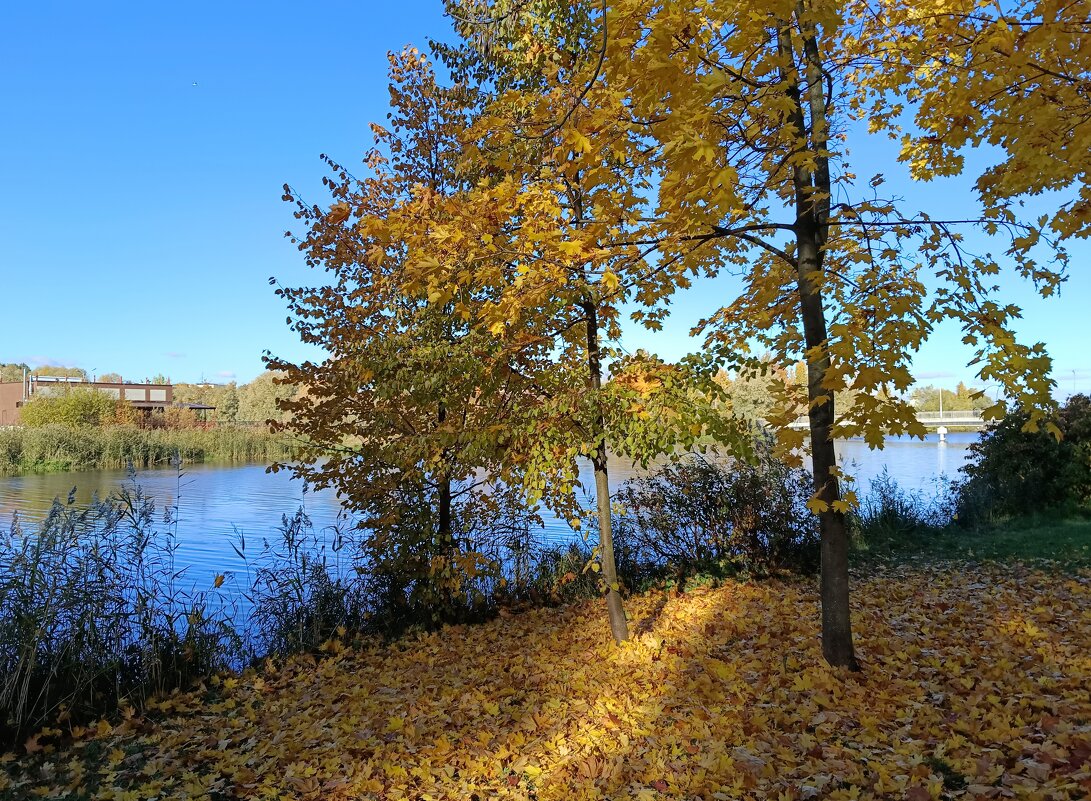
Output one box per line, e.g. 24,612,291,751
0,376,174,425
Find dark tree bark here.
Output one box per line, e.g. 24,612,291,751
779,13,859,670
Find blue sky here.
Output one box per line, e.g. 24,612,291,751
1,1,1087,397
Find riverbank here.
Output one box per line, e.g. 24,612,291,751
852,509,1091,569
0,424,294,475
2,536,1088,800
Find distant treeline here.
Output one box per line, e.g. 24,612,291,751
0,425,294,475
172,372,297,424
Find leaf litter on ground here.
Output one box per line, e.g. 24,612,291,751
2,563,1089,800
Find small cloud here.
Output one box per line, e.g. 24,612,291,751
913,371,956,381
215,370,236,379
165,351,186,359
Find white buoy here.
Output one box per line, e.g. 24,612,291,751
937,425,948,443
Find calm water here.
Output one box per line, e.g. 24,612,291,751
0,433,976,582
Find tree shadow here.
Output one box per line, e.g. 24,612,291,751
9,566,1091,800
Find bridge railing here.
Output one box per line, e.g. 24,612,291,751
914,411,986,423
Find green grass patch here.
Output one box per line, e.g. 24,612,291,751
853,512,1091,569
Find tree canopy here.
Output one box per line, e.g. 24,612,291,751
272,0,1085,667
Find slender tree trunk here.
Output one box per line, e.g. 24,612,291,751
436,402,455,613
794,236,858,670
779,14,858,670
437,401,453,546
583,301,629,643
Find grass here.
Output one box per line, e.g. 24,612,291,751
901,515,1090,566
852,506,1091,569
0,424,293,475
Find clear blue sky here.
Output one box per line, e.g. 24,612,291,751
2,1,1087,397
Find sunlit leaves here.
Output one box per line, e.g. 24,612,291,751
5,565,1090,799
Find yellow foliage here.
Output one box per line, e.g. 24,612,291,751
4,566,1090,799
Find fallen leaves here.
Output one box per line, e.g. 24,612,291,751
2,564,1090,800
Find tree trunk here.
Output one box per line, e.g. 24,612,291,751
437,402,453,547
437,402,455,614
795,242,858,670
779,14,858,670
583,301,629,643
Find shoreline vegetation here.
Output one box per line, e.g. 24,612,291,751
0,424,294,476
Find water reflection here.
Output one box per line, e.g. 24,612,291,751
1,432,975,582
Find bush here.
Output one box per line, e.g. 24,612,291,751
19,388,131,428
237,481,546,646
610,445,820,576
955,394,1091,523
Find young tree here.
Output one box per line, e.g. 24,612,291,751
395,7,742,643
269,49,540,620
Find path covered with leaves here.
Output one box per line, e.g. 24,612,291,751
4,565,1089,800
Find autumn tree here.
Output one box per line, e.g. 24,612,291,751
910,382,993,413
237,371,295,425
445,0,1067,668
269,49,541,620
0,364,29,383
217,383,239,423
392,5,742,643
866,0,1091,240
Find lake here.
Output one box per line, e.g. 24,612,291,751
0,432,976,583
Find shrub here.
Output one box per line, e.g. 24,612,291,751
955,394,1091,522
19,388,120,428
848,469,955,548
238,481,545,646
610,444,820,576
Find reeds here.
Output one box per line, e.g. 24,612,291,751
0,424,293,475
0,470,241,744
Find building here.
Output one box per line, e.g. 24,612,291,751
0,375,175,425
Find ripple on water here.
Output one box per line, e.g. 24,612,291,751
0,433,976,581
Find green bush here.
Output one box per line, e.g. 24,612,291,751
19,388,120,428
848,469,954,549
956,394,1091,523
